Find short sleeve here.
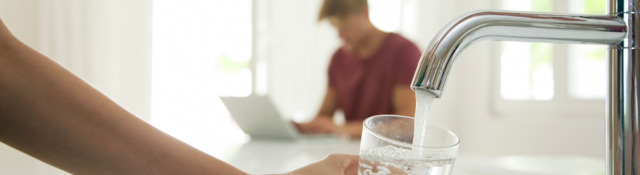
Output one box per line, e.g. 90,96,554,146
327,49,341,87
394,41,422,85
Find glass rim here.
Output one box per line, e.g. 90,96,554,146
363,115,460,149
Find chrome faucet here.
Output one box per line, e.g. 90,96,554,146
410,0,637,174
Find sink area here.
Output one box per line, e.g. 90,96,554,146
454,155,604,175
218,139,604,175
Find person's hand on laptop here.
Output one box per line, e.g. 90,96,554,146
293,115,337,134
293,115,364,138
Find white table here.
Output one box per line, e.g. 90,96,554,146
220,139,605,175
221,138,360,174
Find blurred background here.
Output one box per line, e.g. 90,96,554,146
0,0,606,174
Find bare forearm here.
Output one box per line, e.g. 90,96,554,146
339,120,364,137
0,20,246,175
392,85,416,118
394,110,415,118
316,87,338,118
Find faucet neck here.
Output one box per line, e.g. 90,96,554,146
410,11,626,98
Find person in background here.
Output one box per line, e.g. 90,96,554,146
294,0,421,138
0,18,358,174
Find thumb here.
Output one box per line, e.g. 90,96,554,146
338,154,359,175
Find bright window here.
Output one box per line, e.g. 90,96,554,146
151,0,250,158
369,0,402,32
500,0,607,101
213,2,253,97
568,0,607,99
495,0,606,115
501,42,554,100
500,0,554,100
368,0,419,35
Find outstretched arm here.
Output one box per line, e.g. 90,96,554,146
0,19,247,175
0,19,358,175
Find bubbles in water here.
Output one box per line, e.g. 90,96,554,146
358,146,455,175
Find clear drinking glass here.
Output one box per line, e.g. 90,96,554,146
358,115,459,175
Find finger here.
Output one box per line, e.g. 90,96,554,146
312,121,332,129
342,155,359,175
307,126,328,134
310,126,331,134
307,127,324,134
298,123,317,133
308,123,329,133
292,122,303,130
318,125,337,133
325,154,360,175
300,126,314,133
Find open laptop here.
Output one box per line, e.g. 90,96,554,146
219,95,337,140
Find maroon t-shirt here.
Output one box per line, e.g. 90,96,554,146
328,33,421,121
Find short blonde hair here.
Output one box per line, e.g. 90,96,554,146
318,0,368,21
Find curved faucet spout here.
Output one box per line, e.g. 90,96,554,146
411,10,627,97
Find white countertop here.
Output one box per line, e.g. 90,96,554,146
219,139,605,175
221,138,360,174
